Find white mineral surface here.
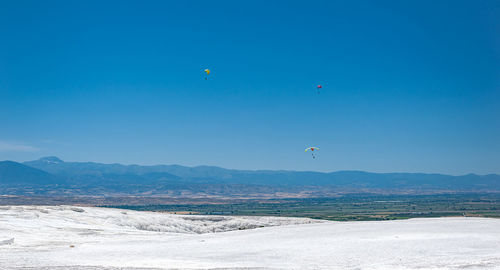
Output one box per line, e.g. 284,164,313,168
0,205,499,269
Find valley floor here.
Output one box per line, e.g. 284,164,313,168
0,206,500,269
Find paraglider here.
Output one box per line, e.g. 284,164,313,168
316,85,322,94
305,147,319,159
204,69,210,80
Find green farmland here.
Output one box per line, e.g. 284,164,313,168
103,193,500,221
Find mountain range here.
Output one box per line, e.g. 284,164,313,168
0,156,499,197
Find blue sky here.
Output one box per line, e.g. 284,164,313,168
0,0,498,174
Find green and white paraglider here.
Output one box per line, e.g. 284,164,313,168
305,147,319,159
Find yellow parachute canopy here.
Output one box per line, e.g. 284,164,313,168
305,147,319,152
204,69,210,75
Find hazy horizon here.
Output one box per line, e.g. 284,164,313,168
0,155,495,176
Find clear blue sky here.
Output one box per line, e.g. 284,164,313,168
1,0,499,175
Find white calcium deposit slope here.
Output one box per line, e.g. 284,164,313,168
0,206,499,270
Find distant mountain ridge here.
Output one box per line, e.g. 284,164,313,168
0,161,64,185
0,157,498,196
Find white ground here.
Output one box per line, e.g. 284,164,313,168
0,206,499,270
